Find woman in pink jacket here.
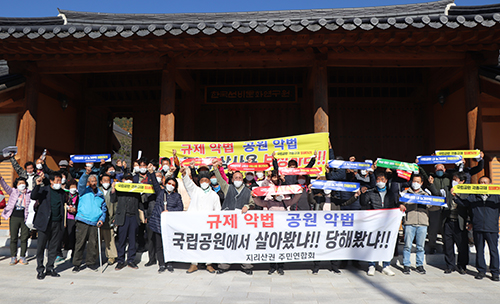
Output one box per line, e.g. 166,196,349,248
0,173,32,266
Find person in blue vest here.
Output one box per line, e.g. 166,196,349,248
72,166,107,273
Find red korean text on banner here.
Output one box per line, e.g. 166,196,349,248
397,170,412,181
252,185,303,196
279,167,321,176
228,163,271,171
181,157,221,167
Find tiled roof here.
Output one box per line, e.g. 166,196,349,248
0,0,499,40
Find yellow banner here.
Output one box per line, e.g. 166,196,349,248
159,133,329,173
454,184,500,195
115,182,155,194
435,150,480,158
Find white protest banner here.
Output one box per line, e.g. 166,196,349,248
161,209,402,264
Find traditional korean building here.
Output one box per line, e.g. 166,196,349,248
0,0,500,179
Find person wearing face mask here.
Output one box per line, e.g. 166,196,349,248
451,176,500,281
212,160,255,275
133,158,154,253
112,173,143,271
160,150,181,178
272,150,317,185
181,166,220,274
31,173,67,280
399,174,438,275
7,153,42,190
255,171,266,186
72,167,107,273
252,192,302,275
98,174,118,266
100,164,121,183
447,151,485,184
417,162,451,255
244,172,259,190
148,167,183,273
0,174,32,266
209,171,225,206
359,172,399,276
132,160,140,176
60,179,79,263
438,172,470,275
143,169,165,268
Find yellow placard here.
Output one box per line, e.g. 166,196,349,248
159,133,329,173
435,150,480,158
115,182,155,194
454,184,500,195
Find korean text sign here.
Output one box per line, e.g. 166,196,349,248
159,132,329,173
161,209,402,263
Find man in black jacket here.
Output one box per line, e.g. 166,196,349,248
113,173,144,270
360,172,398,276
451,176,500,281
442,172,469,275
31,172,66,280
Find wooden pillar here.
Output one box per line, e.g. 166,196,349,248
463,54,484,181
15,67,39,166
312,60,329,133
160,68,176,142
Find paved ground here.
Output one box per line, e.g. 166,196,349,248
1,231,499,304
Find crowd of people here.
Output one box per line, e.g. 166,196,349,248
0,141,499,282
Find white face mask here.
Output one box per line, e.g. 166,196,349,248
298,179,306,185
61,178,67,184
52,183,61,190
324,189,331,195
124,180,133,183
360,170,367,175
233,180,243,188
452,180,459,187
27,172,35,176
412,182,421,190
376,182,386,189
275,195,284,202
246,175,254,181
17,184,26,191
102,183,110,189
139,167,147,174
166,184,175,192
162,165,169,172
133,166,140,173
256,172,264,179
156,177,163,183
36,163,43,170
200,182,210,190
69,188,77,195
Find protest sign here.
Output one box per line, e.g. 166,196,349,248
228,163,271,171
453,184,500,195
435,150,480,158
70,154,111,163
115,182,155,194
161,209,402,263
159,133,329,174
252,185,303,196
376,158,418,173
310,180,360,192
328,160,372,170
417,155,462,165
399,193,447,207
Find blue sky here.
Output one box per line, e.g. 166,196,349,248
1,0,499,17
